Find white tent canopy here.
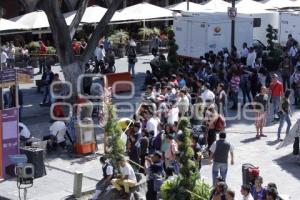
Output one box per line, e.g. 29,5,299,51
236,0,268,14
263,0,300,9
112,2,175,22
198,0,231,12
0,18,29,32
236,0,272,13
10,10,51,29
167,2,203,12
64,5,107,25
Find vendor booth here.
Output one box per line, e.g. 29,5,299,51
0,67,33,179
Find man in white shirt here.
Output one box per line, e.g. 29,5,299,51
94,44,106,62
240,42,249,65
111,157,137,195
146,112,160,137
241,184,254,200
178,89,190,117
246,47,257,68
167,99,179,125
201,83,215,107
1,49,8,68
43,121,67,151
19,122,31,141
49,121,67,144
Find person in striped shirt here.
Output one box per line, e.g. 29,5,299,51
230,70,241,110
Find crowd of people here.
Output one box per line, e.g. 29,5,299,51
89,35,300,200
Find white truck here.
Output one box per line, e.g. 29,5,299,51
173,13,253,59
278,12,300,46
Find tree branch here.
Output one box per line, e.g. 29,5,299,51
69,0,89,39
19,0,40,12
80,0,123,65
41,0,75,66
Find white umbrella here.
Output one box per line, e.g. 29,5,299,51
10,10,50,29
111,2,175,22
64,5,107,25
198,0,231,12
263,0,300,9
167,2,203,12
0,18,29,32
236,0,271,13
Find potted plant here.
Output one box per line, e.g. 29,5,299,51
138,27,161,55
160,118,211,200
263,24,284,71
109,29,129,58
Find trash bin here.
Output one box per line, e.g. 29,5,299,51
74,118,96,154
242,163,259,186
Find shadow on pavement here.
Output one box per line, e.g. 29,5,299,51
273,154,300,181
240,137,259,144
266,140,281,146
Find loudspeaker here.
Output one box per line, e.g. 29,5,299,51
20,147,45,178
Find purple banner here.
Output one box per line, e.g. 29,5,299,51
1,108,18,179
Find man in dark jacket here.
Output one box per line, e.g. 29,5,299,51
91,156,114,200
40,65,54,106
145,152,165,200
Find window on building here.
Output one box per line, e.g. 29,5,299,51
253,18,261,28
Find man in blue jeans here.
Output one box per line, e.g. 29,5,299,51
209,132,234,185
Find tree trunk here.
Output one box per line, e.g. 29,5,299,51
41,0,82,88
69,0,89,39
19,0,40,12
81,0,123,65
64,0,80,11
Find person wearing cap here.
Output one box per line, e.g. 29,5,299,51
171,74,179,88
146,111,160,137
145,152,165,199
291,65,300,107
157,95,168,123
1,48,8,68
201,83,215,108
167,99,179,125
209,132,234,185
269,73,284,122
178,89,190,117
246,47,257,69
177,73,186,89
229,70,241,110
240,42,249,65
111,157,137,195
127,45,137,77
277,90,292,141
91,156,114,200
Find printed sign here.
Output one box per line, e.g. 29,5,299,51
228,7,237,20
0,69,16,88
1,108,18,179
17,67,34,84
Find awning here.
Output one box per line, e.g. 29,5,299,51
111,2,176,23
10,10,50,29
0,18,29,35
64,5,107,25
167,2,203,12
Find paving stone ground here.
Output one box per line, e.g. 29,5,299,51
0,55,299,200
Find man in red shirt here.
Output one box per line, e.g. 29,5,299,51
39,41,47,74
269,73,283,122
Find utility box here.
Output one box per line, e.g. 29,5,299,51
74,118,96,154
173,13,253,58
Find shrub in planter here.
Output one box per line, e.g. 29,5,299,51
138,27,161,55
263,25,283,71
160,118,211,200
109,29,129,58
